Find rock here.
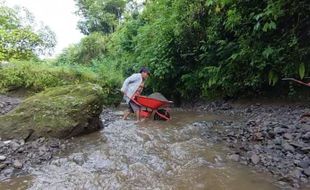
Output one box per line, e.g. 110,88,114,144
0,155,6,161
1,167,13,177
273,137,282,145
3,140,11,144
253,144,261,150
253,132,264,141
290,169,302,179
274,127,286,134
301,146,310,153
282,143,295,152
303,168,310,177
50,142,60,148
220,103,232,110
283,133,293,140
290,142,304,148
10,141,20,150
251,154,260,164
36,137,46,144
0,84,108,140
302,132,310,140
298,160,310,169
13,160,23,169
293,183,300,189
228,154,240,162
0,163,6,170
17,147,24,153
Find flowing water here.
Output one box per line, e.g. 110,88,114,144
0,111,282,190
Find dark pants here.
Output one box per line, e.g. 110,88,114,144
128,100,140,113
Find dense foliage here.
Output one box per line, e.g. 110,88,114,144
2,0,309,103
0,2,56,61
74,0,127,34
107,0,309,101
56,32,108,65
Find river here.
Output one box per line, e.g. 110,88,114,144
0,111,282,190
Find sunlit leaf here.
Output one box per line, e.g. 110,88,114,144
299,63,305,79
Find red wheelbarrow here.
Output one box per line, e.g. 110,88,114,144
131,95,173,121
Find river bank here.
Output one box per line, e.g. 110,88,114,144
0,94,119,181
1,94,309,189
187,100,310,189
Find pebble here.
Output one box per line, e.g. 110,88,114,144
0,163,6,170
228,154,240,162
13,160,23,169
0,155,6,161
251,154,260,165
303,168,310,177
283,133,293,140
282,143,295,152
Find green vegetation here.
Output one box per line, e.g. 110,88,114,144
56,32,109,65
74,0,127,34
0,61,122,96
106,0,310,101
0,1,56,61
1,0,309,104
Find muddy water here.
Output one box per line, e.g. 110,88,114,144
1,111,280,190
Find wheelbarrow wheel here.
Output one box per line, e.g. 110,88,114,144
154,109,170,121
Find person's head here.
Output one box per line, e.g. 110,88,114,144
139,67,150,80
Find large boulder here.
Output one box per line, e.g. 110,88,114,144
0,83,106,140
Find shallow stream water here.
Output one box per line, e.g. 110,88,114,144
0,111,282,190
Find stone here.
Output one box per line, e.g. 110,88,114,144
228,154,240,162
0,155,6,161
282,143,295,152
0,84,111,140
298,160,310,169
273,137,282,145
0,163,6,170
290,142,304,148
290,169,302,179
13,160,23,169
302,132,310,140
283,133,293,140
301,146,310,153
70,153,85,165
251,154,260,164
303,168,310,177
274,127,286,134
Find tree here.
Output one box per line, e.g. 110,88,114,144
75,0,127,34
57,32,108,65
109,0,310,101
0,2,56,61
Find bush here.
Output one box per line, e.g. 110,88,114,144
0,60,122,100
108,0,310,102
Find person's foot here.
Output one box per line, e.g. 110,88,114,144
133,119,145,124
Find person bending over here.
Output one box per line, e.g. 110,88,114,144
120,67,150,121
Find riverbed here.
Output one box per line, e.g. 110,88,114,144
0,111,285,190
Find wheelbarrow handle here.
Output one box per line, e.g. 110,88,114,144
282,78,310,87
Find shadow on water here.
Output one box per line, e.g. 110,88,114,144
0,111,292,190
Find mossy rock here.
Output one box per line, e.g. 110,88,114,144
0,83,106,140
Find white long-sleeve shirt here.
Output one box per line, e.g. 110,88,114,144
120,73,143,103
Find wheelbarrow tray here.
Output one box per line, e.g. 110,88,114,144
135,96,172,110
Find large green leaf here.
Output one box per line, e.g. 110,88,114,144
299,63,305,79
